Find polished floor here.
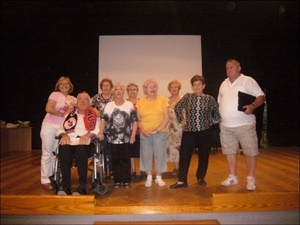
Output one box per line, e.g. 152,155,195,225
1,147,299,215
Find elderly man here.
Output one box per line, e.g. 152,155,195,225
56,92,100,195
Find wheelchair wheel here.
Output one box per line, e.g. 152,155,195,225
94,183,108,195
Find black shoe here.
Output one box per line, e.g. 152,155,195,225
198,179,207,187
170,182,188,189
78,188,87,195
140,172,147,179
131,172,136,180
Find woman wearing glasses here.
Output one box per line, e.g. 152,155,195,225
136,79,170,187
40,76,76,190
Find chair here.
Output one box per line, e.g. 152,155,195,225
50,137,108,195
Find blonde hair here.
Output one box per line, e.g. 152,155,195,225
142,79,158,95
112,82,126,93
54,76,74,94
168,80,182,91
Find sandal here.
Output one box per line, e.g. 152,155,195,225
42,183,53,190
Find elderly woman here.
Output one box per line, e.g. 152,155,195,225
126,83,147,180
98,83,138,189
91,78,115,178
40,76,76,190
136,79,170,187
167,80,184,176
170,75,221,189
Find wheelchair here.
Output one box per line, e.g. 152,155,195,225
50,137,108,195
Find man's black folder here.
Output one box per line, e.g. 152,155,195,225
238,91,256,112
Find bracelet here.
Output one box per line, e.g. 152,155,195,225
251,103,256,107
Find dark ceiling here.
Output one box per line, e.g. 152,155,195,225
1,1,298,38
1,1,299,81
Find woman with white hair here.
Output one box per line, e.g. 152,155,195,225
136,79,170,187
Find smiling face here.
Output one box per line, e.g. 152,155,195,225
143,79,158,97
58,79,70,93
145,82,157,97
190,75,206,95
192,80,205,95
127,85,138,99
55,76,73,94
113,84,125,100
101,81,112,95
76,92,91,113
226,60,241,82
169,82,180,97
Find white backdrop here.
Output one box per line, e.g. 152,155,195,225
98,35,202,98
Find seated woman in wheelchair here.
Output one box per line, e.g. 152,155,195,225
56,91,100,195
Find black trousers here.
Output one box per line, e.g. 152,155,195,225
59,144,92,190
110,143,131,184
178,127,214,183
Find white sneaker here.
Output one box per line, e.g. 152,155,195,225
72,191,80,196
221,174,239,186
246,176,256,191
57,190,67,196
145,179,152,187
155,179,165,187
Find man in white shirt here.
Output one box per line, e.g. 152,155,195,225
56,92,100,195
218,59,265,191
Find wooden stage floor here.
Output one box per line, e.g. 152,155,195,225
1,147,299,215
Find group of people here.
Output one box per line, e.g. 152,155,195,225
40,58,265,195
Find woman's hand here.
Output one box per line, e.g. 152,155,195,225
98,133,104,141
141,129,156,137
63,107,74,117
129,135,136,144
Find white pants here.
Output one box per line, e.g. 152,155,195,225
40,122,59,184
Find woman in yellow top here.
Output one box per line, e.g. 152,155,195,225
136,79,170,187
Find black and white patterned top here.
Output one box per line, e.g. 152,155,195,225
174,93,220,132
102,100,138,144
91,93,115,115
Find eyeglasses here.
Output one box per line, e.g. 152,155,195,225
77,97,89,101
147,85,157,89
59,83,70,87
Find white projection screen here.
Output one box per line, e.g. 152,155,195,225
98,35,202,98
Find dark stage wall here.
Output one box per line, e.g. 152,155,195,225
1,1,299,149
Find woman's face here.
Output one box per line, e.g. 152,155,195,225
58,79,71,93
192,80,205,94
169,83,180,96
101,81,112,95
113,85,125,99
146,82,157,96
127,85,138,99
